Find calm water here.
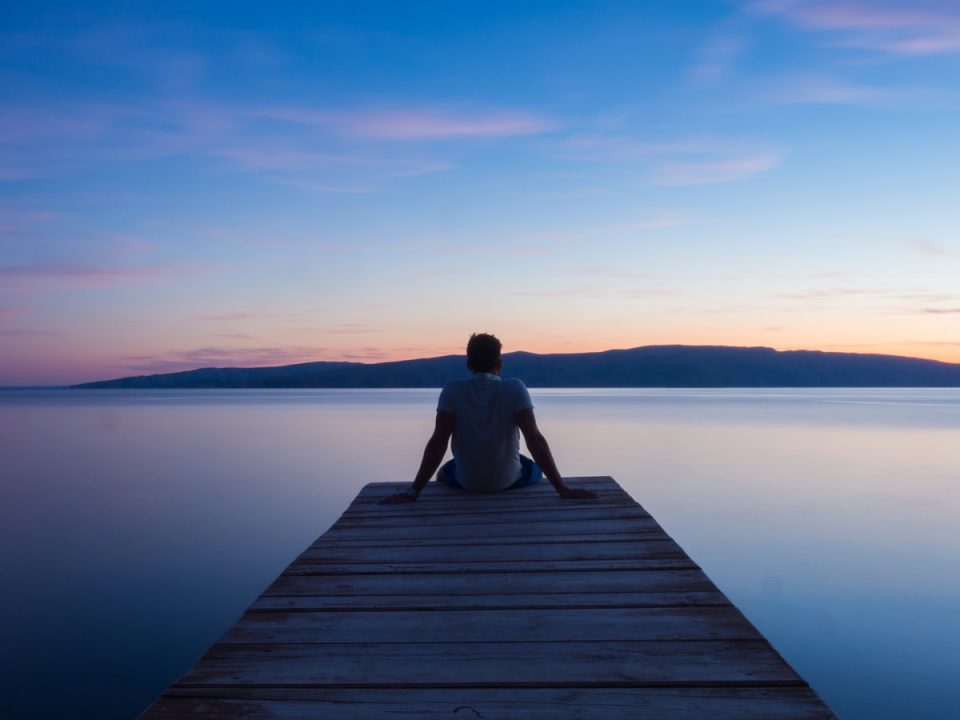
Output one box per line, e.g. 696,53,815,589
1,388,958,719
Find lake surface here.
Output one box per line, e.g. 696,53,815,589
1,388,958,719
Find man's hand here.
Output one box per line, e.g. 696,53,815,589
558,486,599,500
377,492,417,505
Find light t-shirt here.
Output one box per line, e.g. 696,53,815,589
437,373,534,493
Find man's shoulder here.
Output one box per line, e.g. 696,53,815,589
438,377,468,401
503,377,533,403
441,377,469,391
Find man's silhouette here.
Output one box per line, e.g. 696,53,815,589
379,333,598,504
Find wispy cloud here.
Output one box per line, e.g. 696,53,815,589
751,1,960,55
428,244,554,257
343,109,554,140
0,261,209,291
0,208,61,236
120,342,407,373
771,287,879,300
0,99,552,186
556,133,781,186
121,345,333,373
323,322,380,335
654,151,781,186
770,75,903,105
510,288,610,298
259,107,555,140
199,311,304,321
578,266,647,280
622,289,678,299
0,306,46,337
909,239,954,256
689,33,747,84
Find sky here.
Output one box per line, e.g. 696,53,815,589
1,0,959,385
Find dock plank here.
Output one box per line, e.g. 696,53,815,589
147,688,835,720
177,640,802,686
296,538,683,563
219,606,765,644
139,477,835,718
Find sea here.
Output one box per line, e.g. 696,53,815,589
1,388,958,719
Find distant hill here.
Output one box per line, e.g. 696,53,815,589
71,345,960,388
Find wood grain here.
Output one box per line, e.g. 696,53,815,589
138,477,836,719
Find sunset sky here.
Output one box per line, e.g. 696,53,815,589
2,1,959,385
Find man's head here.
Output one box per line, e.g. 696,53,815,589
466,333,502,374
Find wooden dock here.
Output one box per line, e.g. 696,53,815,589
141,477,835,718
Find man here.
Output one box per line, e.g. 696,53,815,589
379,333,598,504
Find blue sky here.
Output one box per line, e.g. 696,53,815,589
2,1,959,384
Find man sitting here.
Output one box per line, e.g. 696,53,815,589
379,333,598,504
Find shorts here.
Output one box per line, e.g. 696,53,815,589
437,455,542,491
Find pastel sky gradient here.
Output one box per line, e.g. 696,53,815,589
2,0,959,385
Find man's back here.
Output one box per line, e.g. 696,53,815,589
438,373,532,493
377,332,597,505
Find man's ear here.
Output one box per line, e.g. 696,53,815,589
466,358,473,372
495,358,503,374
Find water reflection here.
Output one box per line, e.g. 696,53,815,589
1,388,958,719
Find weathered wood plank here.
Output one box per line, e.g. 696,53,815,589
138,476,836,719
323,517,665,541
355,476,622,499
349,490,630,508
332,507,653,528
296,539,683,564
263,567,717,596
285,557,697,575
145,687,836,720
342,500,641,520
309,530,668,548
175,640,801,687
219,606,764,644
251,590,729,610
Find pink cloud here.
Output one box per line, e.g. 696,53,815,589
689,34,747,84
510,288,610,298
211,146,349,172
0,99,549,184
772,76,898,105
198,311,304,321
654,152,781,186
578,266,648,280
343,110,554,140
752,1,960,55
910,239,953,256
556,134,712,162
555,133,781,185
428,244,554,257
259,106,554,140
121,345,333,373
118,342,407,373
0,261,211,291
323,322,380,335
0,209,61,236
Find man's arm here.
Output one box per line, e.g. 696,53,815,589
378,410,455,504
516,408,598,499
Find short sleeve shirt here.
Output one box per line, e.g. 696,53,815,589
437,373,534,493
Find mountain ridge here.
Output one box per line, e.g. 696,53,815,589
71,345,960,388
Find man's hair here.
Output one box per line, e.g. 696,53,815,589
466,333,502,373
